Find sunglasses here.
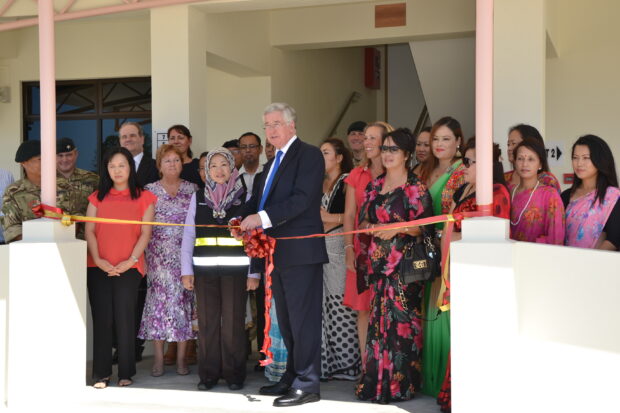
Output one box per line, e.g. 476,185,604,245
380,145,401,153
462,157,476,168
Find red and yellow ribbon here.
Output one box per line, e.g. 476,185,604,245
33,203,482,365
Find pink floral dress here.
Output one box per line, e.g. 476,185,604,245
509,183,565,244
355,171,432,403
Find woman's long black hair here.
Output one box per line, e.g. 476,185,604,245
97,146,142,201
569,134,618,206
463,137,507,187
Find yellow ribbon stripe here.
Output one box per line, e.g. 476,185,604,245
42,208,469,315
195,237,244,247
42,209,238,229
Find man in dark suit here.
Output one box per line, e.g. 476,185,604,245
118,121,158,362
119,121,159,187
240,103,327,407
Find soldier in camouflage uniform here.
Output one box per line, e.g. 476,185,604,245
1,140,42,243
56,138,99,239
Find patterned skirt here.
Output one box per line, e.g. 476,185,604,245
265,298,288,382
321,229,361,380
356,274,424,403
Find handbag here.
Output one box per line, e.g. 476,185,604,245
400,234,440,283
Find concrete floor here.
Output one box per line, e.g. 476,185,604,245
71,356,441,413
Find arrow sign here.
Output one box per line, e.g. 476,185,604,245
546,141,565,166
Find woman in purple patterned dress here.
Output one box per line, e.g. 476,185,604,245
139,144,198,377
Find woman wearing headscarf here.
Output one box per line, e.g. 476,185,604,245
180,148,258,391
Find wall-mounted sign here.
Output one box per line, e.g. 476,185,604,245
545,141,565,166
156,131,168,148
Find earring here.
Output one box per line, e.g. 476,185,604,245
456,147,462,158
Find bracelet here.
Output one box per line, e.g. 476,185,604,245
344,244,354,249
130,255,139,263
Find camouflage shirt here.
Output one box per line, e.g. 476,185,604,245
1,178,40,243
56,168,99,217
56,168,99,239
1,169,99,242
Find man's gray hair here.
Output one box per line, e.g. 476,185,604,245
119,121,145,137
264,102,297,125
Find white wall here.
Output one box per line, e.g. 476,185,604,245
270,46,378,145
205,10,271,76
452,217,620,413
0,16,151,175
546,0,620,185
270,0,475,49
205,66,271,150
409,37,476,138
494,0,546,175
386,43,426,131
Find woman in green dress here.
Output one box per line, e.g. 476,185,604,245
418,116,466,397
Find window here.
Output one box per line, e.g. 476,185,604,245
23,77,152,173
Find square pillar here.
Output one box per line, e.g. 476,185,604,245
150,5,208,150
451,217,519,413
494,0,546,142
6,219,87,408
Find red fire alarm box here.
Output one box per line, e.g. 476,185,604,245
365,47,381,89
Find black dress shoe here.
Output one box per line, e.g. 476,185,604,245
259,381,290,396
197,379,217,391
228,383,244,391
254,362,265,372
273,389,320,407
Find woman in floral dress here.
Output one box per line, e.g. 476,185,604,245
356,128,432,404
561,134,620,250
437,139,511,413
509,138,565,244
419,116,466,397
139,144,198,376
505,123,561,192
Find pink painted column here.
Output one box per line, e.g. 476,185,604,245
38,0,57,207
475,0,493,215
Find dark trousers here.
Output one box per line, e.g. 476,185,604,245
271,263,323,394
135,276,147,349
194,273,248,385
255,276,265,357
87,267,142,380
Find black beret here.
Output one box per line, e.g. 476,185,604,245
347,121,367,134
57,137,76,154
15,140,41,163
222,139,240,149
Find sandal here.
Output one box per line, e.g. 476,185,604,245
176,365,190,376
118,379,133,387
93,378,110,389
151,364,165,377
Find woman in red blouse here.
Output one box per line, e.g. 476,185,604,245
85,147,156,389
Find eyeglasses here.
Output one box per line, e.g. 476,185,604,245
228,149,240,154
162,158,181,164
462,157,476,168
380,145,401,153
263,122,284,130
239,144,260,151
